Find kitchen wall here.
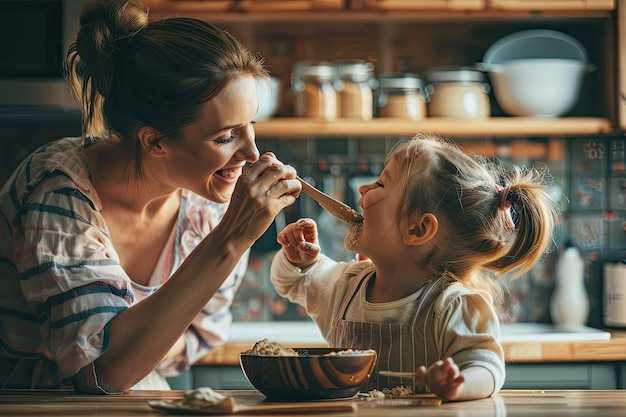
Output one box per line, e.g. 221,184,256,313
0,116,624,326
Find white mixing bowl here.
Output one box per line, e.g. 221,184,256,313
478,29,592,118
480,58,586,118
256,76,281,121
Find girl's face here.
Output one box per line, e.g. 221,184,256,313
159,75,261,203
352,158,406,260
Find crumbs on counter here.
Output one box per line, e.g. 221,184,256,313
383,385,414,397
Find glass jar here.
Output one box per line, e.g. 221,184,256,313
291,61,338,121
333,60,377,121
425,66,491,119
377,73,427,120
603,250,626,329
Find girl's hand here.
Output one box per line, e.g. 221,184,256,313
276,218,320,269
415,357,465,401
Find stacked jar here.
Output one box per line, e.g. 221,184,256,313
333,60,377,121
424,66,491,119
291,61,339,121
376,73,428,120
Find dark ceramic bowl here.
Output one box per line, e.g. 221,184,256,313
239,347,377,401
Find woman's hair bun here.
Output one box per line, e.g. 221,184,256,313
75,0,148,66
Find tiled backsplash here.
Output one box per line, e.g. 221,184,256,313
0,118,623,327
232,136,626,327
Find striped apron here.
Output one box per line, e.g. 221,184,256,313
327,268,453,392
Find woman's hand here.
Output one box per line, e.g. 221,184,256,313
277,218,320,270
218,152,300,250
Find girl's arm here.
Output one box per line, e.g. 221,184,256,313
427,286,505,401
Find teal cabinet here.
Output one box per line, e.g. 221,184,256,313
173,363,623,391
503,364,618,389
167,367,252,391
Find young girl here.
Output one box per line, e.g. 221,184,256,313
271,134,559,401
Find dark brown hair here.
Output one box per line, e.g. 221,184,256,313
65,0,268,154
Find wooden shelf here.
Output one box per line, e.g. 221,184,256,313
253,117,615,138
145,2,613,23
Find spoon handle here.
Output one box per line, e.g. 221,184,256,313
378,370,417,378
297,176,363,224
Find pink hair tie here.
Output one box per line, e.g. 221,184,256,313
495,185,516,232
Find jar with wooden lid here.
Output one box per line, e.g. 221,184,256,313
334,60,377,120
291,62,338,121
425,66,491,119
377,73,427,120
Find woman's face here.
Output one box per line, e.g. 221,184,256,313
159,75,261,203
353,158,406,260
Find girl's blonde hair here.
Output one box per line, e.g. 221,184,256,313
390,134,560,302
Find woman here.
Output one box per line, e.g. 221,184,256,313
0,0,299,393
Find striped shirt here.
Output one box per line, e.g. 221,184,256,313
0,136,248,388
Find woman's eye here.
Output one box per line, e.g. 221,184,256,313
215,122,254,144
375,181,384,188
215,131,236,144
216,136,235,145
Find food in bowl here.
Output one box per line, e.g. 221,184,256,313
243,338,298,356
240,340,377,401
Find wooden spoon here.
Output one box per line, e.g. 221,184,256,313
378,370,417,378
297,176,363,225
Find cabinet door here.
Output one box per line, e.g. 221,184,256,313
489,0,614,10
193,366,255,390
504,364,617,389
364,0,484,10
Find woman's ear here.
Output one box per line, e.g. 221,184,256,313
403,213,438,246
138,126,166,157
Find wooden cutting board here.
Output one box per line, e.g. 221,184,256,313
148,398,357,415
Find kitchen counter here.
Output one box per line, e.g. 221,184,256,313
198,321,626,365
2,389,626,416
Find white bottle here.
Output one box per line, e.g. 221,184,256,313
550,246,589,326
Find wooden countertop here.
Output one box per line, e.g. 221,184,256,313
2,389,626,416
197,330,626,366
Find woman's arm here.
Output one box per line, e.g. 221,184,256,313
81,154,300,393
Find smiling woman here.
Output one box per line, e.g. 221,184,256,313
0,0,300,394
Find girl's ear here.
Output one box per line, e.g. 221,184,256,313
138,126,166,157
403,213,438,246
